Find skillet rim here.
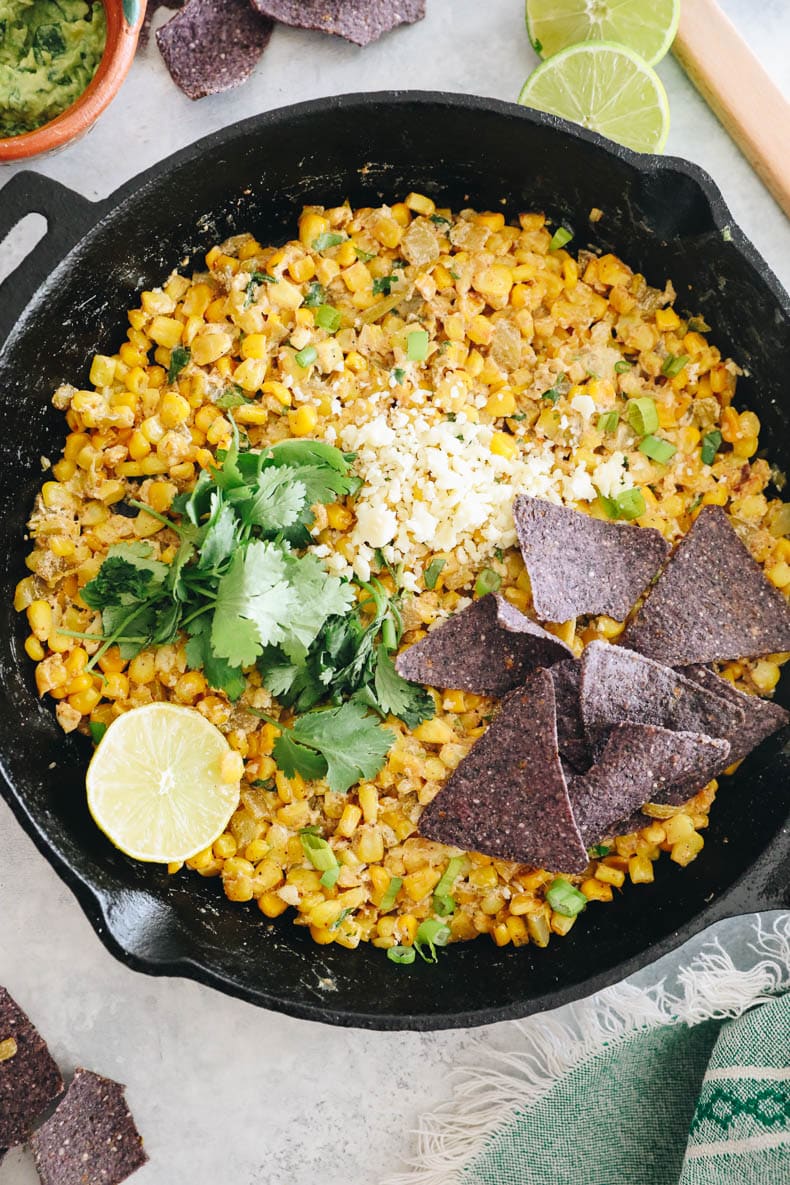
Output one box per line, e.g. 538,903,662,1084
1,90,788,1030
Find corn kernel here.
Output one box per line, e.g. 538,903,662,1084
489,431,518,460
262,380,292,407
336,804,362,837
663,814,696,844
595,863,625,888
221,750,244,784
405,192,435,216
24,634,45,661
27,600,52,641
628,855,655,884
671,832,705,866
288,404,319,436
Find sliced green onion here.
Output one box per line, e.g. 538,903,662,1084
474,567,502,597
391,367,406,384
546,877,587,918
379,875,402,912
294,345,318,368
320,866,340,889
597,411,620,434
430,213,451,225
626,397,659,436
299,830,338,876
638,434,677,464
614,360,633,374
662,353,690,378
354,246,376,262
329,907,353,931
387,945,416,965
687,315,711,333
303,281,325,307
424,556,446,590
311,232,345,251
315,305,342,333
701,429,723,466
615,488,646,520
432,857,465,916
89,721,107,745
549,226,573,251
381,616,397,652
414,918,451,962
407,330,429,362
434,856,465,900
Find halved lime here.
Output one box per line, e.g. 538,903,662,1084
526,0,680,68
518,42,670,154
86,703,241,863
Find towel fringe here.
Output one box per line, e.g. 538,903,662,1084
384,914,790,1185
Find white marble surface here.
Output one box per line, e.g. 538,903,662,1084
1,3,789,1182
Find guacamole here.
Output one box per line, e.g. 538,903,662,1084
0,0,106,138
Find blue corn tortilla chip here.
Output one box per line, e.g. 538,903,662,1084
512,495,670,622
31,1068,147,1185
0,987,63,1149
549,659,591,774
568,723,730,846
157,0,273,100
580,641,744,796
681,665,789,766
395,593,573,697
248,0,426,46
622,505,790,664
419,668,589,872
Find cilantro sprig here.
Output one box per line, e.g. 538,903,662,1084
78,423,433,794
79,426,360,695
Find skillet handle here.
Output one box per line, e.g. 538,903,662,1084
0,172,98,350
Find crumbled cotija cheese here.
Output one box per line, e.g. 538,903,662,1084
338,396,596,590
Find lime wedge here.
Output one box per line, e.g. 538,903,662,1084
86,703,241,863
518,42,670,154
526,0,680,68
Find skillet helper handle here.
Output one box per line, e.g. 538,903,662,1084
0,172,97,350
673,0,790,219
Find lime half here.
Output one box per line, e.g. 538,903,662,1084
526,0,680,68
86,703,241,863
518,42,670,154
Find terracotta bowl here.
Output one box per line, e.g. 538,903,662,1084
0,0,146,163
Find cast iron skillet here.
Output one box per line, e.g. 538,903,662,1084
0,93,788,1030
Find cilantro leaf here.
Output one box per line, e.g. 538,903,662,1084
211,540,294,667
242,465,307,532
274,701,393,793
168,346,190,383
278,553,355,662
81,543,168,609
272,729,329,783
372,275,397,296
216,385,252,410
197,493,238,571
186,616,247,700
373,644,435,728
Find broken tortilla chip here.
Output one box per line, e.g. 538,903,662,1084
622,505,790,665
418,668,588,872
568,723,731,846
681,665,789,766
248,0,426,46
395,593,573,696
156,0,273,100
513,495,670,622
0,987,63,1150
549,659,591,774
580,640,744,794
31,1068,147,1185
